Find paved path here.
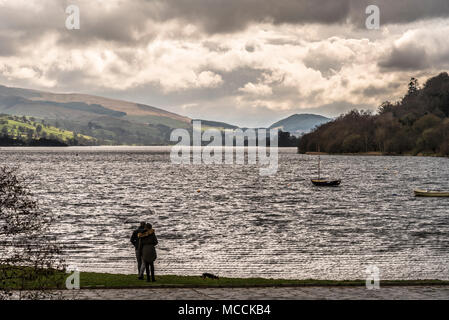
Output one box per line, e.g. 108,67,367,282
60,286,449,300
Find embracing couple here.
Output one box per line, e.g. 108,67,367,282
130,222,158,282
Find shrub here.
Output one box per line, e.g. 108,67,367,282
0,167,65,299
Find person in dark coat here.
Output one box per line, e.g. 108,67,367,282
137,223,158,282
130,222,146,277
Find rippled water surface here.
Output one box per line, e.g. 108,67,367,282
1,147,448,280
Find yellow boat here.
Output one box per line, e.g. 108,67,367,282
414,189,449,197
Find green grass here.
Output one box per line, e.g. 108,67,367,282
0,115,94,143
77,273,449,288
2,265,449,290
0,265,66,290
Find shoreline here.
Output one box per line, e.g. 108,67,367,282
5,269,449,290
304,151,448,157
0,146,446,158
68,272,449,290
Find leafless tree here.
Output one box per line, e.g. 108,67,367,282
0,166,66,300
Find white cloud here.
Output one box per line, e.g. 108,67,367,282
239,82,272,96
196,71,223,88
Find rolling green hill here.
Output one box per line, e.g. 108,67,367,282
0,84,191,145
0,114,96,145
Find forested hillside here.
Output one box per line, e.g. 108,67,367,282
0,114,96,146
0,84,190,145
298,73,449,156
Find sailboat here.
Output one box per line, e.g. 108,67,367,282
311,150,341,187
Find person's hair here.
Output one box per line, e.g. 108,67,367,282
145,223,152,230
140,221,146,227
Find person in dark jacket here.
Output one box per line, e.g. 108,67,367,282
130,222,146,277
137,223,158,282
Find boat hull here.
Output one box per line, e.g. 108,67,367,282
414,189,449,197
311,179,341,187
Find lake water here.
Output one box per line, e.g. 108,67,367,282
1,147,448,280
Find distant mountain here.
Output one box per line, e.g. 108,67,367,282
269,114,331,135
0,84,192,145
0,85,190,122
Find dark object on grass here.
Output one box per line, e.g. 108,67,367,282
202,273,219,280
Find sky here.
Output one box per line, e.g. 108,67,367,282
1,0,449,127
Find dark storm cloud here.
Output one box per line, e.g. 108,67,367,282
0,1,158,53
45,65,90,90
154,0,449,34
357,84,400,97
0,36,18,56
378,43,430,71
155,0,350,34
2,0,449,52
349,0,449,26
56,2,159,47
0,4,62,55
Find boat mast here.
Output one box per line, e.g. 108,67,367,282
318,145,321,179
318,155,321,179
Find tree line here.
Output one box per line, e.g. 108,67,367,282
298,73,449,156
0,115,93,146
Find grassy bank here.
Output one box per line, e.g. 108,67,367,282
78,272,449,289
2,266,449,289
